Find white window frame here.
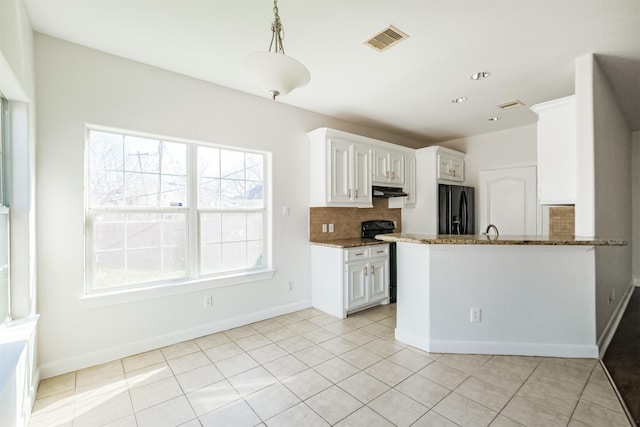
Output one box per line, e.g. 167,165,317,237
82,125,274,308
0,96,10,324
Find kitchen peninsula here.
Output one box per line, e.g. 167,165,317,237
375,233,627,358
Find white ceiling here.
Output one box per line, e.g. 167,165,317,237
24,0,640,146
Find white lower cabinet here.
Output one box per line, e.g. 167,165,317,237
311,244,390,318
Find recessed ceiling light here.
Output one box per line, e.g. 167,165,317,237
471,71,491,80
488,116,501,121
451,97,468,103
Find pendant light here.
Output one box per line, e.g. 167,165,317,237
244,0,310,100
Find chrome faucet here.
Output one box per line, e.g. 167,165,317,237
484,224,499,237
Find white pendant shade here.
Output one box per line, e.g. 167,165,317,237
244,51,310,99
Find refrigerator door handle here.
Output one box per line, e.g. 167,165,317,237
460,191,468,234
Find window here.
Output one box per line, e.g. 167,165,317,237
0,96,10,324
86,127,269,294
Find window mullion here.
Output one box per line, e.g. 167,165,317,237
187,144,198,278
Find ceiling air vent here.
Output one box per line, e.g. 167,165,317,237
364,25,409,52
497,100,525,110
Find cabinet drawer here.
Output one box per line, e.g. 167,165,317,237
344,247,369,261
368,245,389,258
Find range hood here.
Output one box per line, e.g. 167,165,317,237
372,186,408,198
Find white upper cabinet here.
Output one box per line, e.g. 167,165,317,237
372,149,405,186
351,144,372,204
308,128,414,208
388,153,416,208
321,137,371,207
437,151,464,182
404,155,417,206
530,95,576,205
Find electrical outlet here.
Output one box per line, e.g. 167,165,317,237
322,224,328,233
329,224,335,233
470,307,481,323
282,206,290,216
204,296,212,308
288,281,294,291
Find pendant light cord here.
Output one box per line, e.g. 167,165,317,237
268,0,286,55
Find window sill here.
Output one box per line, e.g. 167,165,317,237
80,269,276,309
0,315,39,393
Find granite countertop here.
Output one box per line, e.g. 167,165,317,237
309,238,390,249
374,233,628,246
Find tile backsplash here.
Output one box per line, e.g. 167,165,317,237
549,205,575,237
309,198,402,242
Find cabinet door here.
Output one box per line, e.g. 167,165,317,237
352,144,372,205
389,151,405,185
437,154,452,180
405,155,416,206
328,139,351,204
346,261,368,309
369,257,389,302
437,153,464,182
449,157,464,182
372,149,390,183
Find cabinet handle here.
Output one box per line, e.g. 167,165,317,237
452,169,456,177
355,252,365,256
355,189,358,198
348,188,352,198
391,171,395,179
364,266,368,276
376,250,385,254
385,171,389,178
371,265,375,276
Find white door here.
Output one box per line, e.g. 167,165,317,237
479,166,537,235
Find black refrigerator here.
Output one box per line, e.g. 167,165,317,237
438,184,475,235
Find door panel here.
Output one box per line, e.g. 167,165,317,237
369,258,389,301
352,144,371,203
479,166,537,235
346,262,367,309
329,139,351,203
372,149,389,183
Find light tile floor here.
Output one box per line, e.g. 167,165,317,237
30,304,632,427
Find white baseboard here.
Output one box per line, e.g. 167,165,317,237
428,339,598,358
395,328,430,352
597,282,636,359
39,299,312,379
395,328,597,358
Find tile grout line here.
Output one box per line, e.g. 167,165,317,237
34,305,629,427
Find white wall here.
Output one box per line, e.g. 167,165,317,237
592,57,633,339
575,56,596,237
34,34,425,378
575,54,633,342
